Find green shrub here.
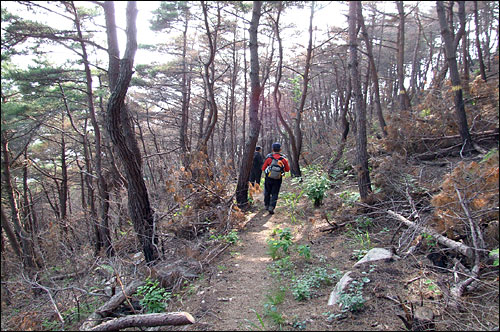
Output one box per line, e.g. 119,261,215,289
268,256,295,279
339,190,360,207
490,248,499,266
302,167,332,207
291,267,340,301
354,216,373,230
297,244,311,260
337,275,372,313
280,190,305,223
263,287,287,326
137,278,171,313
210,229,239,244
267,227,293,260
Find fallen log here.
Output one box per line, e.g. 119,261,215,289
80,280,144,331
419,129,499,142
89,312,195,331
387,210,473,259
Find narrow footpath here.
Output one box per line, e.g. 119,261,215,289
169,208,282,331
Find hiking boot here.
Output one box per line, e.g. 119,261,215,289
268,207,275,215
265,205,269,211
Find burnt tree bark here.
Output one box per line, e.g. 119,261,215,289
105,1,159,262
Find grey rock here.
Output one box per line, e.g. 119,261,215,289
328,271,353,306
354,248,398,267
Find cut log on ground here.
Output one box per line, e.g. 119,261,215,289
387,210,474,259
80,280,144,331
89,312,195,331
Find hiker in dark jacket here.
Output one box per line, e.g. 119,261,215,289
249,146,264,187
262,142,290,214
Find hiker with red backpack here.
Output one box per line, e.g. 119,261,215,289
262,142,290,214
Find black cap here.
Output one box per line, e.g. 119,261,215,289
256,146,261,151
272,142,281,151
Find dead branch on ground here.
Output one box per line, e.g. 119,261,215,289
79,280,144,331
387,210,473,259
89,312,195,331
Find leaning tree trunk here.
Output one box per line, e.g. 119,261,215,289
349,1,372,201
436,1,475,156
1,132,37,269
105,1,158,262
235,1,262,209
1,205,22,260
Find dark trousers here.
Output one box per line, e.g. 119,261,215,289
264,177,282,209
249,169,262,185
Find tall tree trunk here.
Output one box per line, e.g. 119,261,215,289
59,109,69,238
72,1,114,257
349,1,372,201
293,1,315,177
198,1,221,155
473,1,487,81
328,63,351,173
436,1,475,156
461,16,469,83
396,1,411,112
241,26,248,165
229,18,239,177
235,1,262,209
272,1,300,177
180,8,191,161
61,83,99,254
358,3,387,137
105,1,158,262
409,14,422,101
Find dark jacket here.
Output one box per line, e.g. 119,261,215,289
252,151,264,171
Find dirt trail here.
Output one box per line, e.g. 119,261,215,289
171,208,284,331
208,210,276,330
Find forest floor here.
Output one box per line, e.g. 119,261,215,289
158,157,498,331
1,156,498,331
